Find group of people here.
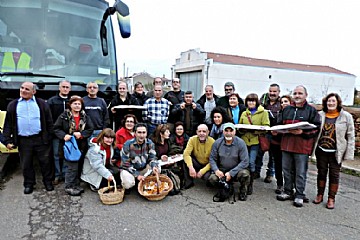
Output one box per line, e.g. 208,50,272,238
1,78,354,210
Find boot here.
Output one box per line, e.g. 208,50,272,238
326,198,335,209
238,183,247,201
313,180,326,204
247,172,254,195
326,183,339,209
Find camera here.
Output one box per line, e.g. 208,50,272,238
218,177,229,190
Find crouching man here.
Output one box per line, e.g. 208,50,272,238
182,124,215,189
120,123,159,189
209,122,250,201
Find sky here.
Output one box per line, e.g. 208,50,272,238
111,0,360,88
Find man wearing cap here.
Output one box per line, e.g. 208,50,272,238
217,82,244,109
209,122,250,201
182,124,215,189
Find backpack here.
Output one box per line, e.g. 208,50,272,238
161,169,181,196
63,136,81,161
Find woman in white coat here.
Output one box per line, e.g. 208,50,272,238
312,93,355,209
81,128,120,191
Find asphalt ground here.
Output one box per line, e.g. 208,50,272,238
0,153,360,239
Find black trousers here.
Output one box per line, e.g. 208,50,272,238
18,135,52,187
315,148,341,185
183,157,210,186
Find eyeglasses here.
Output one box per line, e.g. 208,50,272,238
225,88,233,92
126,120,134,123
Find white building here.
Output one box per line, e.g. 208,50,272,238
173,49,356,105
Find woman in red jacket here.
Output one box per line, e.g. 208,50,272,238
115,114,137,150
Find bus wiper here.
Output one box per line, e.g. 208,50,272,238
0,72,65,78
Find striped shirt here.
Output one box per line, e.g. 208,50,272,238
142,97,170,125
120,138,157,177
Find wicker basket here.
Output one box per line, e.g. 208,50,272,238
98,179,125,205
138,174,173,201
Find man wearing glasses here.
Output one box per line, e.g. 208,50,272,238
83,82,110,140
47,80,71,185
217,82,244,109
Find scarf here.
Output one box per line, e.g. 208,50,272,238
66,109,87,134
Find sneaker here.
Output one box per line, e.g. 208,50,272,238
264,176,273,183
75,186,85,194
239,192,247,201
294,198,304,207
275,186,283,194
276,192,292,201
65,188,81,196
89,184,99,192
44,183,54,192
303,195,309,203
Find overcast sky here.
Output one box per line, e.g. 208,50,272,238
113,0,360,87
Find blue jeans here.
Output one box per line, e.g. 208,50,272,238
147,123,158,137
247,144,259,173
282,151,308,199
53,138,66,179
255,148,275,177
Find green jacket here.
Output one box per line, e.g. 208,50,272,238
239,105,270,146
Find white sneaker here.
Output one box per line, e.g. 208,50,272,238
294,198,303,207
276,192,292,201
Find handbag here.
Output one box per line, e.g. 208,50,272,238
63,136,82,161
246,113,270,152
258,135,270,152
161,169,181,196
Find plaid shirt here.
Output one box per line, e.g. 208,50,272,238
120,138,157,177
142,97,170,124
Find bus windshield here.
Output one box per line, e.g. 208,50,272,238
0,0,117,89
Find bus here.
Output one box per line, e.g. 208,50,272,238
0,0,130,110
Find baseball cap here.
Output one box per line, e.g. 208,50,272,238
223,122,235,131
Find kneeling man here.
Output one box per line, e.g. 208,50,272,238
120,123,159,189
183,124,215,189
209,122,250,201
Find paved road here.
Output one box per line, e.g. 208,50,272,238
1,154,360,240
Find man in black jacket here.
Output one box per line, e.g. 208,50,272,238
108,81,141,131
196,85,219,127
47,80,71,184
172,91,205,136
217,82,244,108
3,82,54,194
164,78,184,131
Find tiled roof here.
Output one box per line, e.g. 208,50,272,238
206,52,353,76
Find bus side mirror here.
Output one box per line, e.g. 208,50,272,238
100,0,131,56
114,0,131,38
